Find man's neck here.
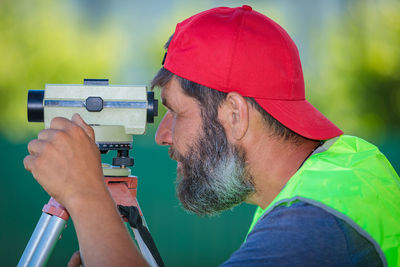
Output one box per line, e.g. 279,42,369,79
244,135,320,209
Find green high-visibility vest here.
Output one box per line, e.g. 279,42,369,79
247,135,400,267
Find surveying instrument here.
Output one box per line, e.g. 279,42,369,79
18,79,164,267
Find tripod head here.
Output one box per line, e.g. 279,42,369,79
27,79,158,176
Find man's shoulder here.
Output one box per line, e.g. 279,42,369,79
221,201,382,267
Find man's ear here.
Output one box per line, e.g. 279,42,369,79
218,92,249,141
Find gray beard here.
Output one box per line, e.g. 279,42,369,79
170,117,255,216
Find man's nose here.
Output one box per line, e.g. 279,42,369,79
155,111,173,146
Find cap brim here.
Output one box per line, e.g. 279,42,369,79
255,98,343,140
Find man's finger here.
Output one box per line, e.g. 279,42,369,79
49,116,75,130
68,251,82,267
37,128,60,141
23,154,36,172
71,113,95,140
27,139,48,155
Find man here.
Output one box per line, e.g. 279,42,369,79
24,5,400,266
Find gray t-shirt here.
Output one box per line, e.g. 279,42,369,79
221,201,382,266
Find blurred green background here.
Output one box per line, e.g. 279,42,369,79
1,0,399,266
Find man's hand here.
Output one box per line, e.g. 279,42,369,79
23,113,106,210
23,114,148,266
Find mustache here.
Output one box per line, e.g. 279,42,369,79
168,147,186,162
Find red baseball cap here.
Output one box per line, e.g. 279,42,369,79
164,5,343,140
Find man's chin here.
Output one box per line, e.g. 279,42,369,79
176,162,184,177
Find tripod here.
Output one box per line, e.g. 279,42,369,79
17,165,163,267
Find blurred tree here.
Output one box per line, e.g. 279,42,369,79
308,0,400,140
0,0,125,141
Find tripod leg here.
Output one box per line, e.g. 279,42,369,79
18,213,52,267
129,225,159,267
29,215,67,266
123,222,158,267
106,177,164,267
18,197,69,267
